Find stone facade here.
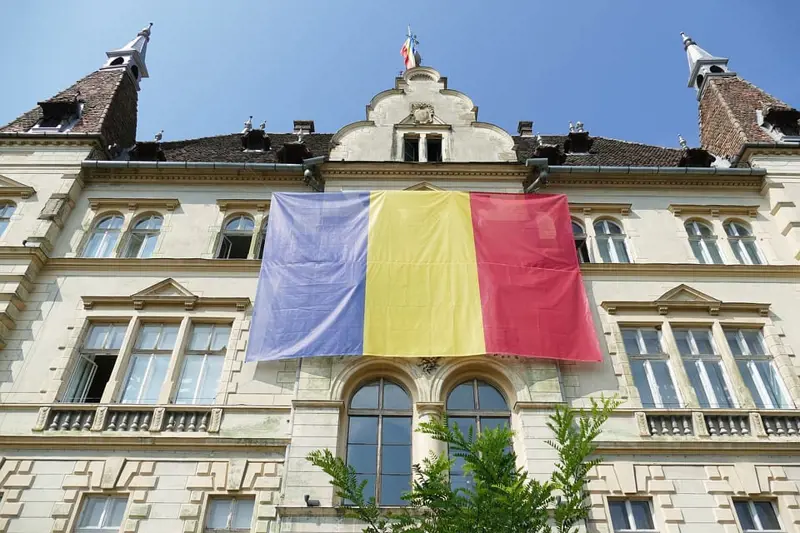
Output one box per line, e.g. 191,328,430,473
1,29,800,533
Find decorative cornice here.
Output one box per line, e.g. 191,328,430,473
82,294,249,311
668,203,759,218
569,202,631,216
291,400,344,409
581,263,800,278
45,258,261,273
83,167,307,185
88,197,180,211
549,173,763,191
217,199,271,212
322,162,527,182
0,175,35,199
602,283,769,317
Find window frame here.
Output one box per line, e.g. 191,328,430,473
725,328,793,409
733,499,785,532
425,135,443,162
0,202,16,238
572,220,591,263
593,219,631,264
119,322,180,404
673,327,738,409
122,213,163,259
216,214,256,259
621,327,683,409
685,219,724,265
346,378,413,506
402,135,420,162
173,323,231,405
74,494,129,533
255,215,269,260
81,213,125,258
724,219,765,265
608,498,658,533
63,322,130,404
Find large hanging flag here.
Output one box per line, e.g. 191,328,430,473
246,191,602,363
400,27,419,69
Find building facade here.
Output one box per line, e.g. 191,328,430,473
0,25,799,533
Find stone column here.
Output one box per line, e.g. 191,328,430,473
414,402,445,466
419,134,427,163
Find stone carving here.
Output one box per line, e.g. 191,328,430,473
411,102,435,125
33,407,50,432
91,406,108,432
208,408,223,433
418,357,440,375
150,407,165,432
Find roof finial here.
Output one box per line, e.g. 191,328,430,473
678,134,688,149
243,116,253,134
680,31,730,91
680,32,695,51
102,23,154,89
154,129,163,142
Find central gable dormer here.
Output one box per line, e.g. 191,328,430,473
330,66,516,163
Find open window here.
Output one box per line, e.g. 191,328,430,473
63,323,128,403
217,215,255,259
426,136,442,162
403,135,420,162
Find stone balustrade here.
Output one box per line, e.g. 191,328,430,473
35,404,223,434
639,409,800,439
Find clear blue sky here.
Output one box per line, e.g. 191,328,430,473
2,0,798,148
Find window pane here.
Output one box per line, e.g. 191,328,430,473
572,222,584,235
477,382,507,410
85,325,109,350
450,474,471,493
730,240,746,264
78,497,106,527
631,360,656,408
189,325,212,351
121,355,149,403
175,355,203,404
381,474,410,506
232,498,254,529
383,382,410,410
347,444,377,474
82,232,105,258
447,383,475,410
597,237,612,263
196,355,223,404
135,325,160,350
613,239,630,263
0,219,8,237
726,331,744,356
734,501,756,530
674,330,692,356
753,501,780,530
738,360,765,409
348,416,378,444
622,329,642,356
381,445,411,474
207,499,231,529
640,329,661,354
704,361,734,408
449,417,477,441
480,417,510,432
157,325,179,350
138,233,158,258
630,500,654,529
141,356,169,403
707,240,724,264
382,416,411,444
690,239,706,262
755,361,790,409
742,331,765,356
684,360,711,408
106,497,127,527
107,325,126,350
692,330,715,354
356,474,376,501
125,232,145,258
609,501,631,530
651,361,680,408
351,382,379,409
65,356,96,402
744,241,762,265
210,326,231,352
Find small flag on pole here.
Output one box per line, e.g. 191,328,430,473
400,26,420,69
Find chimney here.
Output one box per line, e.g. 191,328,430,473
293,120,315,135
517,121,534,137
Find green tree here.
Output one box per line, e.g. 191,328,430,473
308,396,618,533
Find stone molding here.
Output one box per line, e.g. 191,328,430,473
87,197,180,211
0,175,35,199
216,198,271,212
668,203,759,218
601,283,770,317
569,202,632,216
81,278,250,311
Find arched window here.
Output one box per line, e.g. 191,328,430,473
572,220,590,263
724,220,763,265
685,220,723,264
346,379,412,506
446,379,510,490
123,214,162,258
217,215,254,259
0,203,15,237
256,216,269,260
594,219,630,263
82,215,124,258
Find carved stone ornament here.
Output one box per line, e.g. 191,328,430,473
418,357,440,375
411,102,435,125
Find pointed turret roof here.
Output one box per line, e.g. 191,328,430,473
680,32,731,92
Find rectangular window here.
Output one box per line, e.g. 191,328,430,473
403,136,419,162
205,497,254,532
426,136,442,162
120,323,178,404
175,324,230,404
621,328,681,408
76,495,127,533
674,328,735,408
64,323,128,403
725,329,792,409
609,499,657,532
734,500,784,532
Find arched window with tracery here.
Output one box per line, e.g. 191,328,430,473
346,379,412,505
217,215,254,259
593,219,630,263
724,220,763,265
446,379,510,490
572,220,590,263
684,220,723,264
82,214,124,258
123,214,163,258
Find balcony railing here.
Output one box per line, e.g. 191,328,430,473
34,404,223,434
638,409,800,438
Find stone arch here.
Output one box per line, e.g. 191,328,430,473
429,356,532,406
330,357,422,404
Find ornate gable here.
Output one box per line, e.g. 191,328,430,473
404,181,443,191
82,278,249,311
602,284,769,316
0,175,35,199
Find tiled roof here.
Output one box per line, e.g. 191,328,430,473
158,133,334,163
0,69,139,149
513,135,685,166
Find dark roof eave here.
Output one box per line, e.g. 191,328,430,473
548,165,766,176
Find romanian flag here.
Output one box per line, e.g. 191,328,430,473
400,36,418,69
246,192,602,362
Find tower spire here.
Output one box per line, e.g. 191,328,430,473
101,23,153,90
680,32,731,94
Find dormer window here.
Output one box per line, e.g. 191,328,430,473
403,135,420,162
758,107,800,142
30,100,82,133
